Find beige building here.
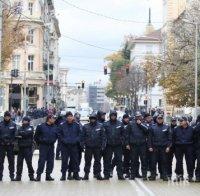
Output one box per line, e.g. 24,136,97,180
162,0,187,50
59,67,68,105
0,0,60,113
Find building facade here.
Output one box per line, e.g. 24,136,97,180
127,29,163,111
59,67,68,105
88,83,106,111
0,0,60,114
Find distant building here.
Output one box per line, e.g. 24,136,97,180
127,9,164,111
0,0,60,113
59,67,68,105
88,84,106,111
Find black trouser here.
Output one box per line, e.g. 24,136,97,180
123,148,131,174
17,147,34,177
112,148,131,174
195,148,200,178
167,147,174,177
68,145,82,173
0,145,15,179
56,140,62,158
95,149,106,176
150,146,168,178
37,144,54,175
61,143,79,175
84,147,101,174
130,144,147,177
175,144,194,177
104,145,123,177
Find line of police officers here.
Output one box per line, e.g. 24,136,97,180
0,110,200,182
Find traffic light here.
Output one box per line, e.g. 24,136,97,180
126,64,130,75
11,69,19,77
81,81,85,89
104,66,108,75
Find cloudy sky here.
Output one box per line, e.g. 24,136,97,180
54,0,163,86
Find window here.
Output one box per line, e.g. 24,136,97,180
28,55,34,71
28,2,33,15
27,28,34,44
12,55,20,69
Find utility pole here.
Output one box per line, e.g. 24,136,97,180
195,23,198,120
23,41,27,116
47,26,50,109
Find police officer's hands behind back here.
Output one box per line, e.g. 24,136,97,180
149,148,153,152
165,147,170,153
126,145,130,150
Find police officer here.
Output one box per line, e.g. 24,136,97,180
97,111,106,124
0,111,17,181
148,114,172,181
194,114,200,182
81,113,106,180
144,113,154,173
126,112,149,180
68,112,83,180
173,116,195,182
122,114,131,178
34,115,58,181
59,112,81,181
96,110,106,177
103,110,125,180
167,117,177,179
14,117,35,181
55,115,64,160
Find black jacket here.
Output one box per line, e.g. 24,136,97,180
104,120,125,146
0,120,17,145
17,125,34,147
80,122,106,149
173,125,194,145
58,121,81,145
126,122,149,145
194,122,200,149
148,123,172,148
34,123,58,145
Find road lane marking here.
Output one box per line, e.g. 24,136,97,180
135,179,155,196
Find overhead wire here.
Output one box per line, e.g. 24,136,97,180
60,0,163,24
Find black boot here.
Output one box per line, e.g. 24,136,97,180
96,174,103,180
60,174,66,181
29,175,35,181
142,176,148,181
82,173,89,180
67,172,73,180
14,176,21,181
104,175,110,180
118,175,125,180
125,173,130,178
129,175,135,180
148,176,156,181
46,174,54,181
35,175,41,182
188,176,194,182
73,173,81,181
163,176,169,181
10,175,15,181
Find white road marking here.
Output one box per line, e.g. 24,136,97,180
135,179,156,196
129,180,147,196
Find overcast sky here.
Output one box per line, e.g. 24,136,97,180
54,0,163,86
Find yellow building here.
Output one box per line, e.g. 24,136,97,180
0,0,60,114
